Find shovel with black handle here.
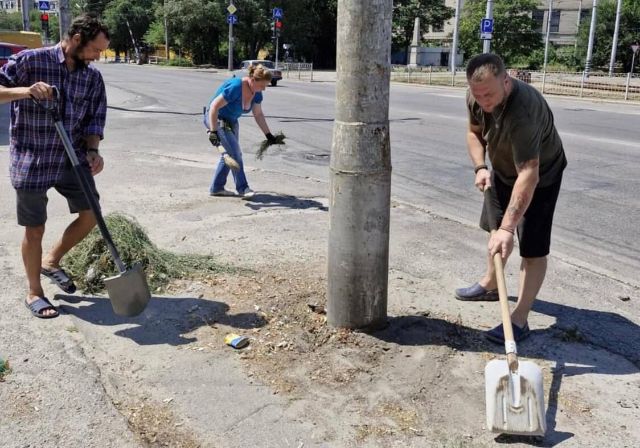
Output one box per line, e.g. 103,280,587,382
483,186,546,436
32,86,151,317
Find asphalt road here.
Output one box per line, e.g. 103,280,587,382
3,63,639,287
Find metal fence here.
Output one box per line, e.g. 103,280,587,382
390,65,640,102
280,62,314,81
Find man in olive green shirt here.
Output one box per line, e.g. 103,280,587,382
455,54,567,344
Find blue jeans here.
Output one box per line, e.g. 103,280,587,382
209,120,249,194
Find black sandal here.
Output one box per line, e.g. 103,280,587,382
25,296,59,319
41,267,77,294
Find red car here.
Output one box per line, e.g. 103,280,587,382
0,42,28,67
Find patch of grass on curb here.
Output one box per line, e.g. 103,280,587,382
0,357,11,381
62,214,236,293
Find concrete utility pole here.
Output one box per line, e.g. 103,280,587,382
21,0,30,31
59,0,72,42
483,0,494,54
585,0,598,76
328,0,392,330
450,0,462,73
608,0,623,76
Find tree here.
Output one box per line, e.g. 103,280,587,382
0,11,24,31
574,0,640,72
392,0,454,58
458,0,543,66
103,0,154,58
163,0,224,65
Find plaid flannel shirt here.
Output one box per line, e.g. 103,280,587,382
0,44,107,191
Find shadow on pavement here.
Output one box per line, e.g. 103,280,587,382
371,296,640,447
266,115,421,124
243,192,328,212
54,293,266,346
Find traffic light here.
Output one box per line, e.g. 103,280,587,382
272,19,282,40
40,13,49,31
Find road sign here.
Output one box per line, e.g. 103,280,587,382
632,43,639,53
227,4,237,14
38,0,50,11
227,14,238,25
481,18,493,33
273,7,283,19
480,18,493,40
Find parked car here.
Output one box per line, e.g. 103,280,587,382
0,42,28,67
234,60,283,86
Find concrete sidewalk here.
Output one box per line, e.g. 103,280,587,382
1,90,639,447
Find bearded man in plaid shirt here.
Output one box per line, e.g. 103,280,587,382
0,15,110,318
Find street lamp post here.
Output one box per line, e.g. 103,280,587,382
542,0,553,93
585,0,598,76
608,0,623,76
450,0,462,73
164,0,169,60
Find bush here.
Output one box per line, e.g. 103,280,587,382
161,57,193,67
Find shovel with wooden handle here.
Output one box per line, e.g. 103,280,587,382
32,86,151,317
483,186,546,436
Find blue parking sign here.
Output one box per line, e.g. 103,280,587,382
481,19,493,34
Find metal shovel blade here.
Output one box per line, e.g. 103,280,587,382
485,359,546,436
104,263,151,317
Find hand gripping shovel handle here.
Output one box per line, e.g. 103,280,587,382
483,187,519,372
32,87,127,274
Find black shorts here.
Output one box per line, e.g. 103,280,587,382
480,173,562,258
16,161,100,227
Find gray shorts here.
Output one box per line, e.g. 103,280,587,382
16,162,100,227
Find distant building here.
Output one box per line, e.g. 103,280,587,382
425,0,592,48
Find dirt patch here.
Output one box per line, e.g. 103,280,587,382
114,398,201,448
163,262,496,446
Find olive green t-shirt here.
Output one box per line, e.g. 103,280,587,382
467,79,567,187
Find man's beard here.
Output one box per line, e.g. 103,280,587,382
72,48,88,70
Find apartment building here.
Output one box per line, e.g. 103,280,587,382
425,0,592,47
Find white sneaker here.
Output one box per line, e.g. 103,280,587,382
239,187,255,198
210,189,236,197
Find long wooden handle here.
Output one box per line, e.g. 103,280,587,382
492,251,519,372
484,187,519,372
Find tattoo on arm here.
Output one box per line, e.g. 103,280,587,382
507,193,530,219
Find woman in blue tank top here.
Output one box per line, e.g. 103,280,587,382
204,64,278,198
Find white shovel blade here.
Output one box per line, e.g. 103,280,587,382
485,359,546,436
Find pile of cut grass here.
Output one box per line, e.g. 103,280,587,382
63,214,235,293
256,131,286,160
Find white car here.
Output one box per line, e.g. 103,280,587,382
235,60,283,86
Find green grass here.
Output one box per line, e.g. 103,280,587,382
62,214,236,293
0,357,10,381
256,132,286,160
160,57,193,67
